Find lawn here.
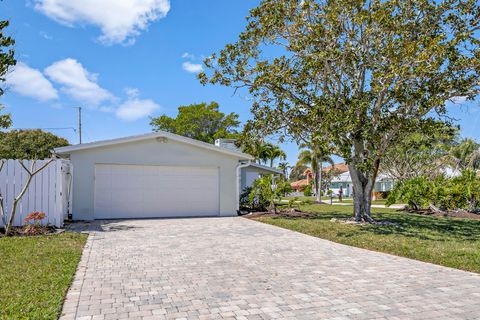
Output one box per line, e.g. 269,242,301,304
282,196,390,205
0,232,88,320
253,204,480,273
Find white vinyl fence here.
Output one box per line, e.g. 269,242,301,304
0,159,72,228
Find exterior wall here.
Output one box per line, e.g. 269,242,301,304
68,138,244,220
240,167,261,192
240,165,281,193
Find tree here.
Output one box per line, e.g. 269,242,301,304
200,0,480,221
296,146,333,202
0,129,69,159
237,132,286,167
289,163,308,182
447,138,480,172
381,123,457,181
150,102,240,143
260,143,286,167
0,19,16,130
277,162,291,179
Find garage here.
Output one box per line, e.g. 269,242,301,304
94,164,220,219
53,131,254,221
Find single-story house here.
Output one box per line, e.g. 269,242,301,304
290,163,395,197
54,132,280,220
328,168,395,197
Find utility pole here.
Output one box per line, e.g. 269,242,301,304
75,107,82,144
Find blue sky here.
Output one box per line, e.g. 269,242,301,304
1,0,479,166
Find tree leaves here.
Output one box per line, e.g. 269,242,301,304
150,102,240,144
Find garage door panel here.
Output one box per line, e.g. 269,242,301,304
94,164,219,219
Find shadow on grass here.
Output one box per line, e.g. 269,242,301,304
268,205,480,242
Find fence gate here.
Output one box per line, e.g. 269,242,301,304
0,159,72,228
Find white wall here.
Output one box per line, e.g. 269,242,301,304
240,167,261,192
67,138,244,220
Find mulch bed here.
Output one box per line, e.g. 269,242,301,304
244,208,480,222
0,225,62,237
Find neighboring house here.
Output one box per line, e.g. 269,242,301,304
290,163,395,197
54,132,280,221
290,168,313,191
326,163,395,197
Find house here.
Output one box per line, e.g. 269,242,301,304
290,168,313,191
290,163,395,197
53,132,281,220
325,163,395,197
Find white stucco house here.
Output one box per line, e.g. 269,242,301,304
53,132,280,221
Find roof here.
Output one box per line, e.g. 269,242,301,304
323,163,349,174
291,179,309,189
53,131,254,160
248,162,283,175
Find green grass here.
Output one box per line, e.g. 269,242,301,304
254,204,480,273
282,196,390,205
0,232,88,319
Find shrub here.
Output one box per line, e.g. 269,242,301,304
386,177,433,210
239,186,253,210
276,180,293,196
23,211,46,224
22,211,47,235
245,175,280,212
387,171,480,211
303,185,312,197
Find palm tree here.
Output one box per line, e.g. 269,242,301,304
277,162,291,179
448,138,480,171
265,144,286,167
296,147,334,202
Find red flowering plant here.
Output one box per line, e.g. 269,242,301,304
22,212,47,235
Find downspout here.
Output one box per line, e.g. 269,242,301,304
236,160,251,214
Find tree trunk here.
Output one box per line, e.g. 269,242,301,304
348,161,378,222
316,164,323,202
314,168,321,202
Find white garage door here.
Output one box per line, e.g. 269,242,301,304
94,164,220,219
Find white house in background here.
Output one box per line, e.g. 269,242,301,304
326,163,395,197
53,132,281,221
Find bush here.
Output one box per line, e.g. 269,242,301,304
276,180,293,196
239,186,253,210
387,171,480,211
386,177,433,210
303,185,312,197
243,175,280,212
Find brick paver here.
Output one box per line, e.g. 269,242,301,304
61,217,480,319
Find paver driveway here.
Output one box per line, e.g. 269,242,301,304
61,217,480,320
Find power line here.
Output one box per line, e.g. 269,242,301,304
11,127,76,131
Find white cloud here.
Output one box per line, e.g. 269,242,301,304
44,58,115,106
33,0,170,45
124,87,140,98
6,62,58,101
181,52,195,60
182,61,203,74
115,97,160,121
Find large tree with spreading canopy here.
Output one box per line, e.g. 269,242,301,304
199,0,480,221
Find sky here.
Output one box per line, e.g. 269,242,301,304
1,0,479,167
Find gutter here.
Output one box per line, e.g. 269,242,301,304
236,160,251,213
